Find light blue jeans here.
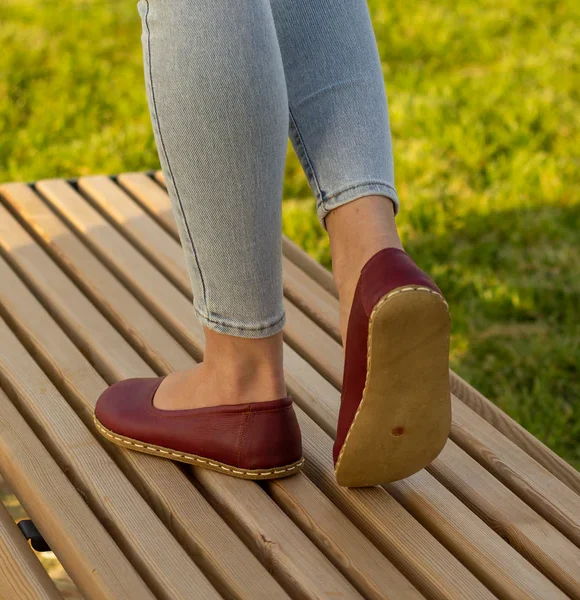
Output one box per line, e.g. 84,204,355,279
137,0,399,338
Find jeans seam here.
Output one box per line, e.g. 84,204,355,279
197,308,286,332
318,181,398,206
144,0,208,309
288,107,323,201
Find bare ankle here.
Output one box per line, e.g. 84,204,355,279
326,195,404,345
327,195,402,286
201,327,286,401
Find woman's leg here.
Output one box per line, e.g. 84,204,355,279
269,0,403,344
271,0,450,486
137,0,289,408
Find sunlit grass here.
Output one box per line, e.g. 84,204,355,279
1,0,578,467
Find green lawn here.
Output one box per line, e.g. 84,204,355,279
1,0,578,468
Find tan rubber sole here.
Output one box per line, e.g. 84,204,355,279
335,286,451,487
94,416,304,480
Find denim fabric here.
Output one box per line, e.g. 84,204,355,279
137,0,399,338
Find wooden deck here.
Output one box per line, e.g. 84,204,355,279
0,172,579,599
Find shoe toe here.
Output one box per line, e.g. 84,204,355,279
94,377,162,433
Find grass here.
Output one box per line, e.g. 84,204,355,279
1,0,578,468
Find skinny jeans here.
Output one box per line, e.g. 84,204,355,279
137,0,399,338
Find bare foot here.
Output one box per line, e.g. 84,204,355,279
325,195,403,346
153,328,287,410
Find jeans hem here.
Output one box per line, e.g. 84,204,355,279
317,182,400,232
194,307,286,339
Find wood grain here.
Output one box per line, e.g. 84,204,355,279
0,501,61,600
194,468,364,600
0,182,192,376
429,441,580,599
3,173,578,598
0,387,155,600
267,473,423,600
452,399,580,547
34,179,204,362
449,375,580,496
0,317,219,600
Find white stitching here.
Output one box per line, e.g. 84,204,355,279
335,286,448,471
93,419,304,476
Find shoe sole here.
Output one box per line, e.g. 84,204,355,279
93,416,304,480
335,286,451,487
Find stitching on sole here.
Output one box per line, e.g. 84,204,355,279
93,418,304,477
335,286,448,474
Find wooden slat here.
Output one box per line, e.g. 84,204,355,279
0,501,61,600
449,375,580,496
193,470,364,599
281,235,337,297
0,182,192,377
20,180,498,598
119,172,180,237
283,299,343,388
5,185,378,600
0,233,292,598
266,473,422,600
36,179,204,361
282,257,341,343
430,442,580,599
273,219,580,498
452,399,580,547
0,387,155,600
0,317,220,600
78,176,190,296
76,175,580,595
0,201,155,385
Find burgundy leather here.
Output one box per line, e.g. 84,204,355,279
333,248,442,465
95,377,302,470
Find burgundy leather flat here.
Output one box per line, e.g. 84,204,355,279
334,247,451,487
94,377,304,480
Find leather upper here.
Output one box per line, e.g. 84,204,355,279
95,377,302,470
333,248,442,464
